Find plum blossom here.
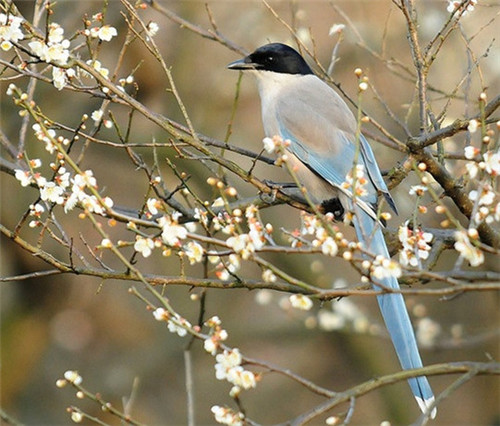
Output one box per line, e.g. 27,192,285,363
86,59,110,79
91,109,103,124
63,370,83,385
40,181,65,204
147,197,160,215
454,230,484,267
0,13,24,51
52,67,68,90
159,215,187,246
464,145,479,160
371,256,402,280
29,23,70,65
153,307,168,321
289,294,313,311
214,349,257,390
134,236,155,258
184,241,204,264
398,221,433,267
166,314,191,337
262,135,289,154
15,169,33,187
321,236,338,256
96,25,117,42
447,0,477,14
409,185,427,196
147,22,159,38
482,150,500,176
262,269,277,283
342,165,368,197
211,406,244,426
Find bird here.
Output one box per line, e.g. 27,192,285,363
228,43,436,417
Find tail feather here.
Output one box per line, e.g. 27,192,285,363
353,207,436,418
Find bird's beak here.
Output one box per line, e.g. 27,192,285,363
227,57,257,71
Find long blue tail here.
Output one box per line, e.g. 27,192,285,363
354,208,436,418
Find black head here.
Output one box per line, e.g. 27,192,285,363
227,43,313,75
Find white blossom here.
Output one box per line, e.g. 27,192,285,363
40,181,65,204
167,315,191,337
91,109,104,124
147,197,160,215
96,25,117,42
483,150,500,176
321,237,338,256
147,22,159,37
15,169,32,187
184,241,204,264
262,269,277,283
159,215,187,246
63,370,82,385
134,236,155,258
0,13,24,51
454,230,484,267
211,406,244,426
52,67,67,90
289,294,313,311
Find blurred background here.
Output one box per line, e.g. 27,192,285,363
1,0,499,424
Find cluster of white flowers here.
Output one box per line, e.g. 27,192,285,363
86,59,110,80
225,206,266,260
28,23,75,90
454,229,484,267
56,370,83,387
262,135,290,154
28,203,45,228
159,213,187,247
447,0,478,14
14,164,94,212
211,406,244,426
31,123,70,154
297,212,339,257
469,183,499,224
465,147,500,179
0,12,24,51
64,170,114,215
398,221,433,267
370,255,402,280
212,254,240,281
212,209,240,235
342,164,369,198
153,307,191,337
203,316,229,355
214,348,257,392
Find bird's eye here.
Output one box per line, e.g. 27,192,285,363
267,56,274,62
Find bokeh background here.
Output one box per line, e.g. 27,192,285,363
1,1,499,424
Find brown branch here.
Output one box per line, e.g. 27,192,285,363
288,361,500,425
408,147,500,248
